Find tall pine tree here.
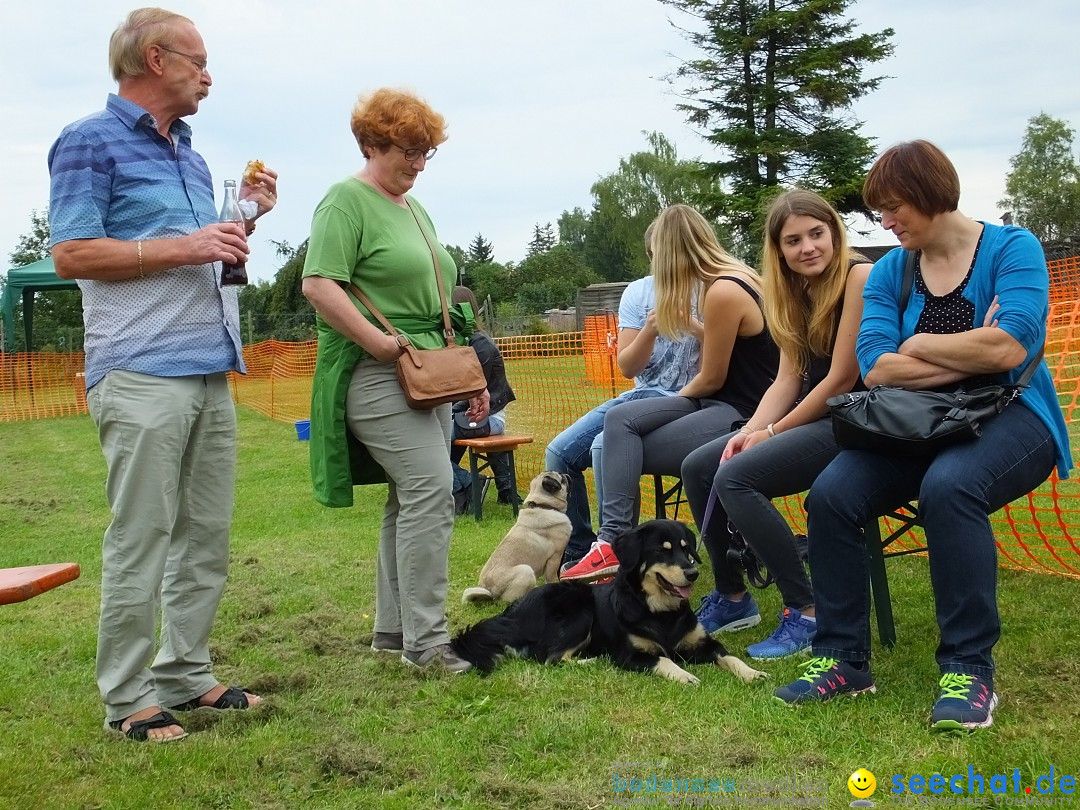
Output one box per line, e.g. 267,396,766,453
662,0,893,246
466,233,494,265
526,223,556,257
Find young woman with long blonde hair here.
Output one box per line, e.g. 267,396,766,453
680,189,872,657
561,203,779,581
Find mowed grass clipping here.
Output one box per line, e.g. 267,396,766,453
0,409,1078,809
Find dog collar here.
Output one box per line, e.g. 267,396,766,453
522,500,562,511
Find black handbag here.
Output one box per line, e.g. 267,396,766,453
453,411,491,440
827,251,1042,456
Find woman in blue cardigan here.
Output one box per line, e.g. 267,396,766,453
774,141,1072,731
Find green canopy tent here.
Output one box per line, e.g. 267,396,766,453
0,257,79,352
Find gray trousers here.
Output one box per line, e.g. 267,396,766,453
598,396,744,542
345,358,455,652
682,418,837,605
87,371,235,724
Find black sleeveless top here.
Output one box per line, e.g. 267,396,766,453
702,275,780,417
800,259,867,399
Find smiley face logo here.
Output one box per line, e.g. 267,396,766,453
848,769,877,799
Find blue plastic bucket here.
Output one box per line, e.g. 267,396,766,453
295,420,311,441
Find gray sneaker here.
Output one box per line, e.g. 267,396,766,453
401,644,473,674
371,632,404,653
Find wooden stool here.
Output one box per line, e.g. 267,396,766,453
452,434,534,521
0,563,81,605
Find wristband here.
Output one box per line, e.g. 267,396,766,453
137,240,145,279
766,423,776,437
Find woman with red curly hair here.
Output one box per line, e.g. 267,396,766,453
302,88,482,674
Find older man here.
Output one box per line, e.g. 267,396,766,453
48,8,278,743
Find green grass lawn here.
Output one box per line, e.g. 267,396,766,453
1,409,1078,809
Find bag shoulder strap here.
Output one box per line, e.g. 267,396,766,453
899,249,916,312
348,283,400,337
1013,347,1044,388
347,198,454,349
406,199,454,345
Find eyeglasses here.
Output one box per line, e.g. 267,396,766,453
159,46,208,74
393,145,438,162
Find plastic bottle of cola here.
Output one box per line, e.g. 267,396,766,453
219,179,248,286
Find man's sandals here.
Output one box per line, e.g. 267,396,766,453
168,685,255,712
108,686,257,743
108,711,188,743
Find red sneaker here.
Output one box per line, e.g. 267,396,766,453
559,540,619,581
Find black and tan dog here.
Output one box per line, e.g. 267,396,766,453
462,471,572,604
452,519,766,685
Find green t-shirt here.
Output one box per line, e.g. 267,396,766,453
302,179,468,506
302,177,458,350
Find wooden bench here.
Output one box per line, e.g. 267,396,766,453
452,434,534,521
0,563,81,605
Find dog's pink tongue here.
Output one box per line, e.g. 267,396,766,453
676,584,693,599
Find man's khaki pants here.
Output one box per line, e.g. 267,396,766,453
87,370,235,724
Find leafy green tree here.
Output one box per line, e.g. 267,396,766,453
5,207,82,350
661,0,893,246
8,207,51,266
526,223,556,257
514,244,600,311
466,233,494,266
999,113,1080,242
468,260,518,308
444,244,468,283
237,280,273,343
584,131,717,279
266,242,315,340
557,208,589,255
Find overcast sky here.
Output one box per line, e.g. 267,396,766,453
2,0,1079,283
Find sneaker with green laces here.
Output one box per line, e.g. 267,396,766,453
931,673,998,731
773,656,876,705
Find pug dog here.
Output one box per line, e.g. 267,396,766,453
462,471,572,604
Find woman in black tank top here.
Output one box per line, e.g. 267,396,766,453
681,189,872,659
559,204,780,582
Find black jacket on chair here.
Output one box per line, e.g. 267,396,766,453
452,331,516,416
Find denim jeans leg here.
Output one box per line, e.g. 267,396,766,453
546,409,605,557
917,403,1055,677
484,411,514,497
590,432,605,510
807,450,926,663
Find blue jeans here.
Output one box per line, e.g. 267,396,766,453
682,417,838,607
806,402,1055,677
545,388,667,559
451,409,510,497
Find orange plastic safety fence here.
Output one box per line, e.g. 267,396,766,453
1048,256,1080,303
6,302,1080,581
230,339,317,424
0,352,87,421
